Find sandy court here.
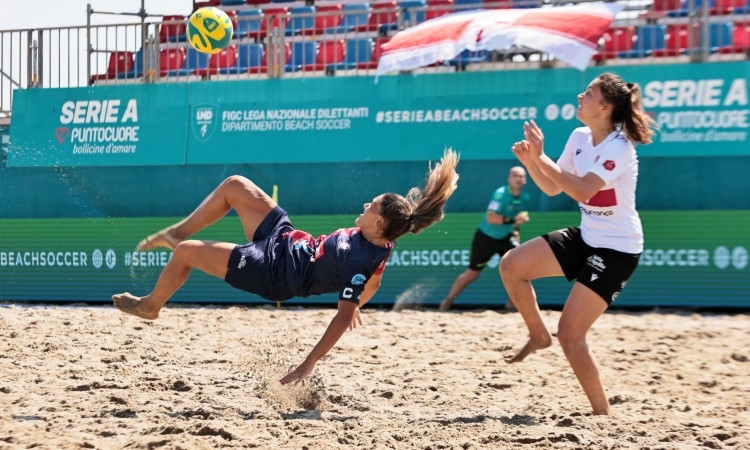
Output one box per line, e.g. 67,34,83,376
0,303,748,449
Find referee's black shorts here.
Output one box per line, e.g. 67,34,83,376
468,229,518,271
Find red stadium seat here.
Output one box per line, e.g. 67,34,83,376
305,4,343,35
90,51,134,84
426,0,454,19
251,7,289,39
592,26,635,62
355,1,400,33
652,23,698,57
159,47,186,76
305,39,346,72
159,15,187,43
194,45,238,76
717,21,750,54
640,0,682,20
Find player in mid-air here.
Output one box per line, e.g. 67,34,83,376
113,149,459,385
500,73,655,415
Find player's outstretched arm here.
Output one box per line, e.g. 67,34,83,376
279,300,358,385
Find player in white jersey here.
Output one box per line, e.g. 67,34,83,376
499,73,656,415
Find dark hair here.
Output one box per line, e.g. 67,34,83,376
378,149,459,241
597,73,656,145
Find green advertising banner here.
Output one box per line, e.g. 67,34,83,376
8,84,189,167
1,211,747,308
8,61,749,167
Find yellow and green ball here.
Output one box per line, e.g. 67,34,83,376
187,7,233,55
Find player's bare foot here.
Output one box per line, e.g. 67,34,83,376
112,293,160,320
438,298,453,312
137,228,181,251
505,334,552,363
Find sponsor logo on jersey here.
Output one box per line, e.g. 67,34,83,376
603,160,616,171
575,148,582,155
584,188,617,208
351,274,366,285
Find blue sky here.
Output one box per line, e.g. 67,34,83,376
0,0,194,30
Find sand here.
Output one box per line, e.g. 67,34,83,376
0,303,748,449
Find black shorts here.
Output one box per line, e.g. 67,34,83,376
543,227,640,305
224,206,297,301
469,229,518,271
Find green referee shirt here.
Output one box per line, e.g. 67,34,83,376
478,185,530,239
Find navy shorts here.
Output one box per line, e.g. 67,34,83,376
224,206,297,301
543,227,640,305
468,229,518,271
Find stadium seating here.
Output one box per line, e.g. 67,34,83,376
327,37,374,72
159,47,186,76
715,0,748,14
236,9,263,38
286,6,316,35
220,0,245,6
306,4,343,35
703,21,734,52
326,3,370,33
195,45,238,76
256,7,290,39
117,48,146,79
218,42,265,74
306,39,346,72
718,21,750,53
159,15,187,43
454,0,484,10
401,0,427,26
593,26,636,62
619,24,667,58
355,1,401,33
166,47,213,77
652,23,697,56
668,0,716,17
640,0,682,20
426,0,455,19
91,51,134,83
358,37,389,69
286,41,319,72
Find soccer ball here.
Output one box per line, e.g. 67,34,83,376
187,7,234,55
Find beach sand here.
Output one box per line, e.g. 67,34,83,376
0,303,748,449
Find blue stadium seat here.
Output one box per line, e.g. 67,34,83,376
326,3,371,34
328,38,374,71
117,48,145,79
704,22,733,52
236,9,263,39
218,43,265,74
454,0,484,10
619,25,667,58
219,0,245,5
166,47,211,77
356,1,400,33
286,6,316,36
667,0,715,17
400,0,427,27
285,41,319,72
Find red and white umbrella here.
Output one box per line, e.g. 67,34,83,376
377,3,623,75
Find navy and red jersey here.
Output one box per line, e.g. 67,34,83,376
225,206,392,304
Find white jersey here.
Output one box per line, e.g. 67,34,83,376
557,127,643,254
